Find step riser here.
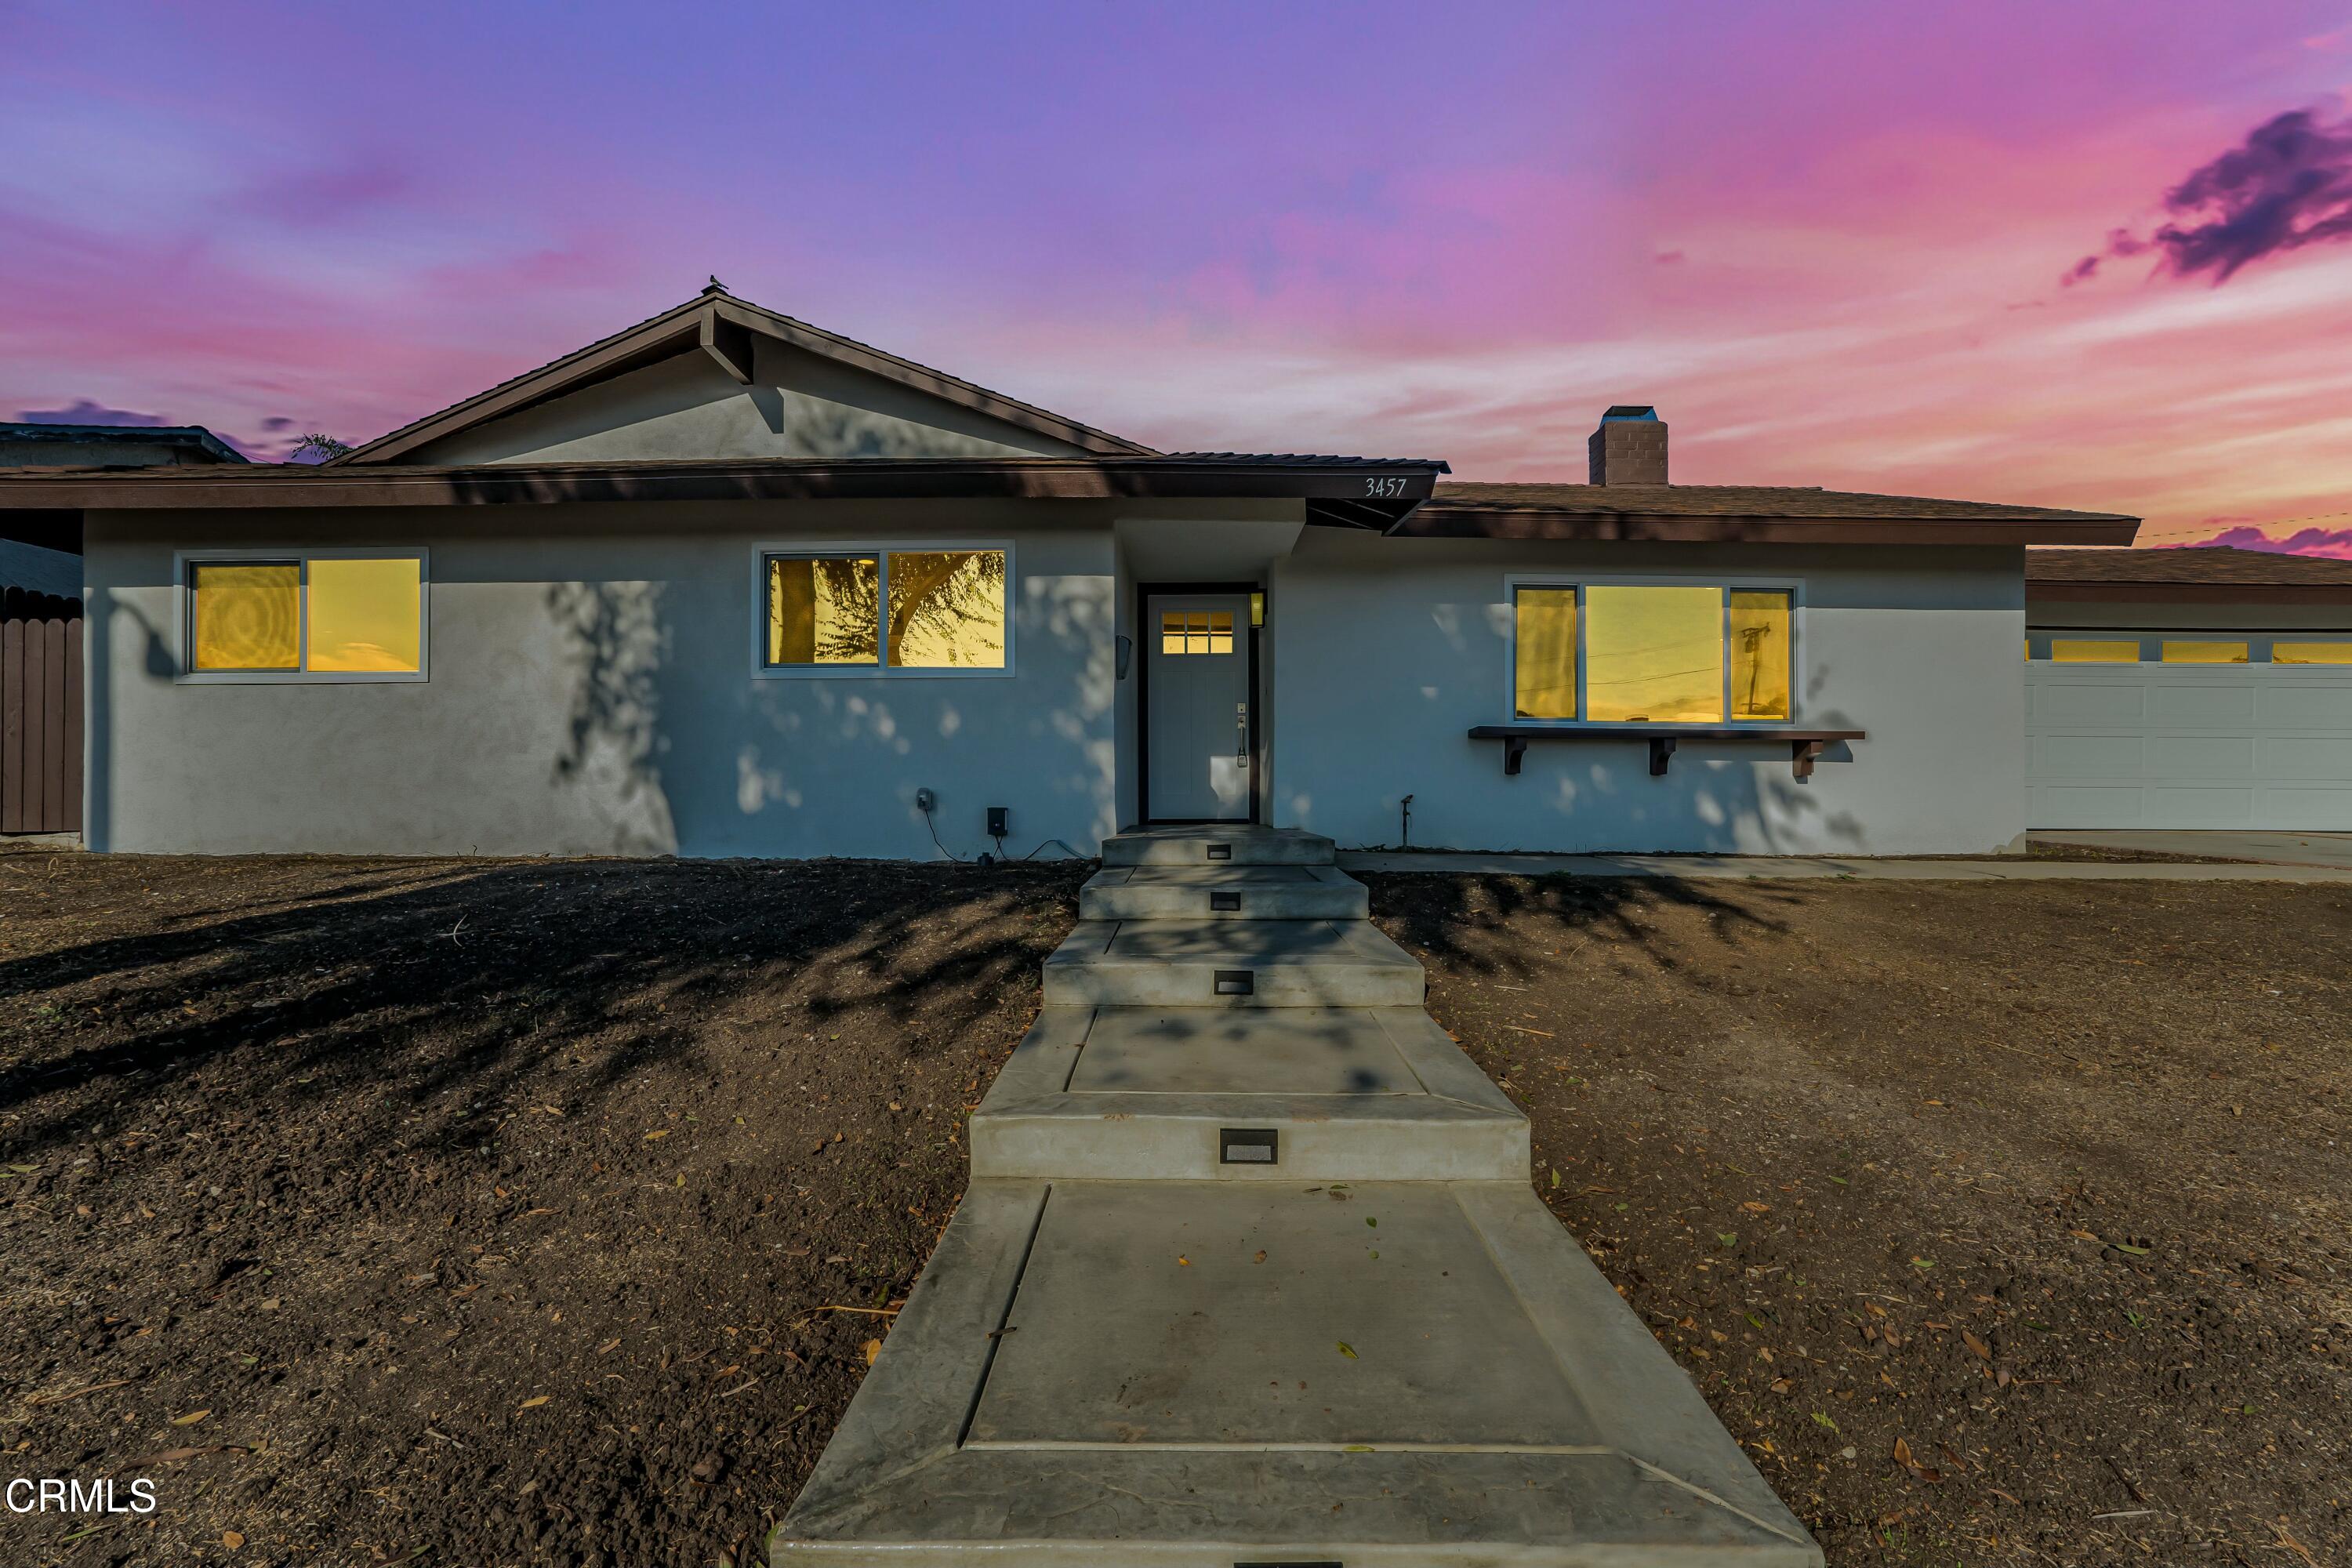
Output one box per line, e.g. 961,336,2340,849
1101,840,1336,868
1079,884,1369,921
971,1117,1528,1182
1044,963,1424,1009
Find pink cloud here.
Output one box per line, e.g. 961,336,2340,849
2179,523,2352,558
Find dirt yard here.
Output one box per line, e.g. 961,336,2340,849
2,848,2345,1567
1370,871,2352,1568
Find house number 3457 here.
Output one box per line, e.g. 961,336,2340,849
1362,475,1410,498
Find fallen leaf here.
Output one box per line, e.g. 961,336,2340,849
1253,1250,1266,1264
642,1130,669,1142
1741,1202,1771,1214
862,1339,882,1366
1962,1328,1992,1361
1335,1341,1357,1359
1810,1411,1839,1434
170,1410,210,1427
517,1396,550,1410
223,1530,245,1549
1177,1255,1190,1266
1893,1436,1943,1483
597,1338,622,1356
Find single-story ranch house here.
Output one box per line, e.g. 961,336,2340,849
5,281,2336,859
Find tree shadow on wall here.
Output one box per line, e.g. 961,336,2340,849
546,580,677,854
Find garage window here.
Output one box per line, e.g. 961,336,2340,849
2051,639,2140,663
760,546,1010,674
2274,641,2352,665
1511,582,1796,724
182,552,426,681
2161,641,2249,663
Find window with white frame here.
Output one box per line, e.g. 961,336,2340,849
1511,582,1794,723
758,546,1009,673
181,551,426,680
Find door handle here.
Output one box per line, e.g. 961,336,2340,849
1236,702,1249,764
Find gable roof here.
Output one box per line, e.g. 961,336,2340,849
2028,544,2352,602
1399,482,2138,546
333,283,1155,464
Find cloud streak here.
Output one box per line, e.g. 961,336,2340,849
2183,522,2352,559
2070,104,2352,285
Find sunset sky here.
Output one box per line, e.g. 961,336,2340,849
4,1,2350,552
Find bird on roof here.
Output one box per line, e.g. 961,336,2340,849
704,274,728,295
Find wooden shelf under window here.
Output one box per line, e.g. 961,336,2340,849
1466,724,1867,780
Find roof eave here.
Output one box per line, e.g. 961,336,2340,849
0,456,1443,510
2028,580,2352,604
1391,507,2140,546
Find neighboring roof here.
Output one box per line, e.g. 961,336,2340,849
334,284,1155,464
0,453,1446,531
1399,482,2139,546
0,423,249,464
2027,545,2352,602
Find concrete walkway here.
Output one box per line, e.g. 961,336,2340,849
2027,828,2352,870
775,824,1822,1566
1339,848,2352,882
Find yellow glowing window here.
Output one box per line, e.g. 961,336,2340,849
2161,640,2249,664
308,558,423,672
2052,640,2140,663
1729,590,1792,720
191,562,299,671
767,555,880,665
886,550,1007,669
1585,585,1724,723
2274,641,2352,665
189,554,424,677
1159,608,1235,656
1512,587,1577,719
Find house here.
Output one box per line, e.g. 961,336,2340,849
0,420,247,599
2026,546,2352,830
0,284,2145,858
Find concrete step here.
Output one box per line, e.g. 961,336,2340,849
1080,862,1369,922
1043,918,1424,1008
775,1179,1822,1566
1102,824,1336,867
971,1007,1526,1181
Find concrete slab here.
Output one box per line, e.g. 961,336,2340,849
1103,824,1337,868
774,1180,1820,1566
1044,918,1425,1008
970,1008,1527,1181
1082,862,1370,921
1339,848,2352,882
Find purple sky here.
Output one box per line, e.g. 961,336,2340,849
4,0,2350,550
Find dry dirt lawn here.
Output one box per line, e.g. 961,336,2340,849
0,848,2344,1568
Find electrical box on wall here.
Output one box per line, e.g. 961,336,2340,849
985,806,1009,837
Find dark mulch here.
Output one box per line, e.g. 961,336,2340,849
1366,872,2352,1567
7,849,2347,1567
0,848,1083,1568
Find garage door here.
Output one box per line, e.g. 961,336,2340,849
2026,633,2352,829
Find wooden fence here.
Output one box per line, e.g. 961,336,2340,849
1,586,83,835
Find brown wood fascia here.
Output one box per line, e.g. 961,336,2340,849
1396,506,2138,546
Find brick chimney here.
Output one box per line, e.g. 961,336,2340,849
1588,405,1668,485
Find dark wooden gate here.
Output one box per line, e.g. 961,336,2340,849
1,587,83,836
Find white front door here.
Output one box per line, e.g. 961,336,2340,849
1146,593,1252,821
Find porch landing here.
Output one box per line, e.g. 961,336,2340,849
772,826,1821,1566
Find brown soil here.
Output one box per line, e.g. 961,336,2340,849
0,848,1083,1568
5,850,2347,1566
1367,872,2352,1567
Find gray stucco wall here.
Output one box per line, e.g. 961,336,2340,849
86,501,1118,858
1267,531,2029,855
408,341,1096,465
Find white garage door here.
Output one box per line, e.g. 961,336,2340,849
2026,634,2352,829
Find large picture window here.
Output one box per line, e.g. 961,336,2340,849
182,552,426,681
759,546,1009,674
1511,582,1794,724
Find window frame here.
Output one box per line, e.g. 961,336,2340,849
1503,574,1803,727
174,546,430,684
750,540,1016,679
